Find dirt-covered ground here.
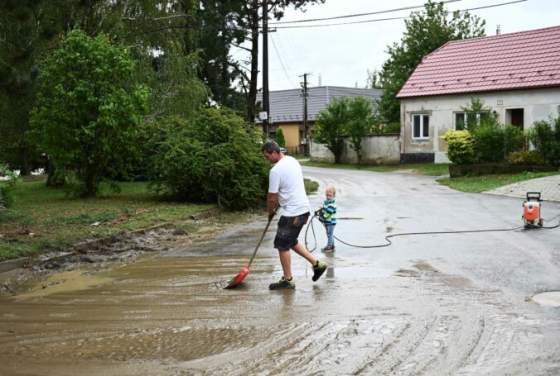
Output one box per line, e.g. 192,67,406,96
1,167,560,375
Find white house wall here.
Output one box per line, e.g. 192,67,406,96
400,87,560,163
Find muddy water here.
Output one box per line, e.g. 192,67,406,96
2,168,560,375
1,249,559,375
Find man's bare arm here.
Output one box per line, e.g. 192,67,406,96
267,192,279,219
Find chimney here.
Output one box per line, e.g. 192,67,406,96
496,24,501,35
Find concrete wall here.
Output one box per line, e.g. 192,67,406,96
400,87,560,163
310,135,400,164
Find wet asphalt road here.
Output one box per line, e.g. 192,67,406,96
1,166,560,375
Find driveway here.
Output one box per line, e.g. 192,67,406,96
1,166,559,375
485,173,560,202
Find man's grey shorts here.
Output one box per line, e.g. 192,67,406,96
274,212,310,250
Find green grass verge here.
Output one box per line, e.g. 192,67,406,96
304,178,319,195
302,161,450,176
0,179,213,261
438,171,559,193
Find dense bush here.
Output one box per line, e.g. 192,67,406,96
442,130,475,165
472,124,504,163
150,109,269,210
507,150,546,165
529,118,560,166
0,164,19,208
503,125,525,157
471,124,524,163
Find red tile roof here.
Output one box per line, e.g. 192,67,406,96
397,25,560,98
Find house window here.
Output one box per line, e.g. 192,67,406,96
412,114,429,139
506,108,524,130
455,112,466,130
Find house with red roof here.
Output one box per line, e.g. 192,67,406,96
397,25,560,163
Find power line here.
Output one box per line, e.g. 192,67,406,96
270,35,296,87
272,0,528,30
269,0,462,25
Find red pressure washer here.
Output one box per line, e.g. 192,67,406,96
522,192,544,229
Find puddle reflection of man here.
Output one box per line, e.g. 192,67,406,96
262,141,327,290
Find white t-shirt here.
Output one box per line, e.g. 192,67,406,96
268,155,310,217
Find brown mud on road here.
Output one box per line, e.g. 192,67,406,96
1,224,560,375
2,164,560,375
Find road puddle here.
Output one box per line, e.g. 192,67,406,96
15,270,113,300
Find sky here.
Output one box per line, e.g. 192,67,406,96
233,0,560,91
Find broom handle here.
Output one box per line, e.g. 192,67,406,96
247,215,274,268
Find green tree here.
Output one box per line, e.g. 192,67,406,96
0,0,135,173
186,1,247,112
461,97,497,131
275,127,286,147
378,1,485,122
347,97,374,164
150,109,268,210
30,30,149,196
0,0,56,173
236,0,326,122
314,98,350,164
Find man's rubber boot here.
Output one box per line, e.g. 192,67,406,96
269,276,295,290
312,261,327,282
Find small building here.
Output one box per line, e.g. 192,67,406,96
397,25,560,163
257,86,381,154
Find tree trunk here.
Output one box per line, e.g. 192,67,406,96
84,169,97,197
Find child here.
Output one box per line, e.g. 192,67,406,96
317,186,337,252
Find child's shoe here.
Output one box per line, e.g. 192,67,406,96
321,245,335,253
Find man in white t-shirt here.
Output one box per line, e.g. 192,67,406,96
262,141,327,290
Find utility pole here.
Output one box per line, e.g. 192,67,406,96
300,72,311,156
262,0,270,138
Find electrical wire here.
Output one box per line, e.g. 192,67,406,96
270,35,296,88
269,0,462,25
271,0,528,30
305,210,559,251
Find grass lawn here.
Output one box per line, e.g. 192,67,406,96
304,178,319,194
302,160,450,176
0,178,214,261
301,160,560,194
438,171,560,193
